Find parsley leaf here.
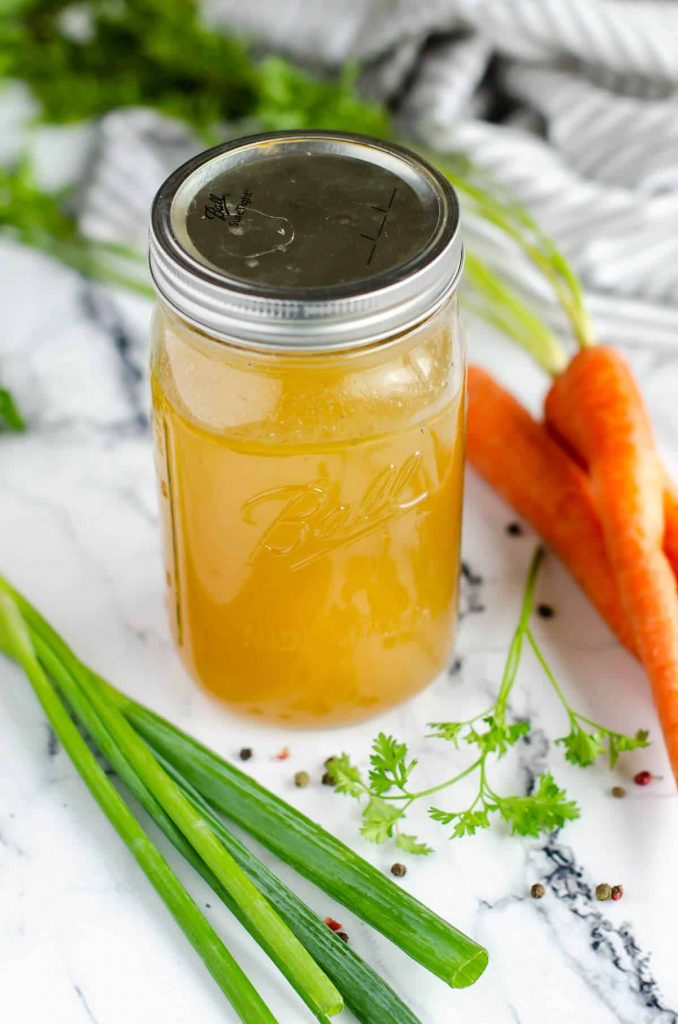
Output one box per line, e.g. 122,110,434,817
368,733,417,795
495,774,580,837
557,722,606,768
465,717,530,757
395,833,433,856
325,754,365,798
427,721,465,747
607,729,650,768
430,806,492,839
360,797,402,844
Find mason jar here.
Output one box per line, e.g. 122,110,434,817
149,131,465,726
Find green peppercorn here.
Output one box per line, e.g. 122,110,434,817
294,771,310,788
530,883,545,899
595,882,612,901
611,785,626,799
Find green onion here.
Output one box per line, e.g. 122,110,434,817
0,576,488,990
0,591,277,1024
117,701,487,986
161,757,425,1024
45,639,423,1023
36,638,377,1024
32,617,343,1018
107,689,487,986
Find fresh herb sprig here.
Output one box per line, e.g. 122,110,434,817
329,547,649,853
2,0,389,138
526,631,649,768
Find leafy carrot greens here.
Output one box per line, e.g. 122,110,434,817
328,547,649,853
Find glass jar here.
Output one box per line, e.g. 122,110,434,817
149,131,466,726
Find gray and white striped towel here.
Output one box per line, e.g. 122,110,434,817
76,0,678,349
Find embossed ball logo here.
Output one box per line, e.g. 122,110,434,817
242,453,428,570
202,190,294,260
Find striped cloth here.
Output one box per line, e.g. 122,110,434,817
80,0,678,348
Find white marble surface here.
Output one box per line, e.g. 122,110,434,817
3,209,678,1024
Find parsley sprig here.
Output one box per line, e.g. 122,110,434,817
328,547,649,853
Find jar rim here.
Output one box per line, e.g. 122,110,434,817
149,130,463,352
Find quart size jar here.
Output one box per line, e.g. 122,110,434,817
149,131,466,726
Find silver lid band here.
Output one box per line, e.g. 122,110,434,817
149,131,463,351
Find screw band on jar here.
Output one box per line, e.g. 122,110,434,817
149,131,463,351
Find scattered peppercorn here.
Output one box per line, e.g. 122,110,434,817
537,603,555,619
238,747,253,761
611,785,626,799
506,522,523,537
275,746,291,761
611,884,624,901
324,917,343,932
322,771,335,786
294,771,310,788
337,932,349,943
595,883,612,901
530,883,545,899
391,863,407,878
634,770,652,786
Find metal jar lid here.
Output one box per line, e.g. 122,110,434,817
149,130,463,351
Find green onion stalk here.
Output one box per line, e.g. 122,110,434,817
0,590,278,1024
0,574,488,993
31,630,421,1024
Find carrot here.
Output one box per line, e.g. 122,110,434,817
467,366,634,651
544,346,678,783
664,483,678,581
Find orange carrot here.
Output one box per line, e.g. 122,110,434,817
665,483,678,581
545,346,678,782
467,366,634,651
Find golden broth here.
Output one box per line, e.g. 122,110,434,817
151,303,465,725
